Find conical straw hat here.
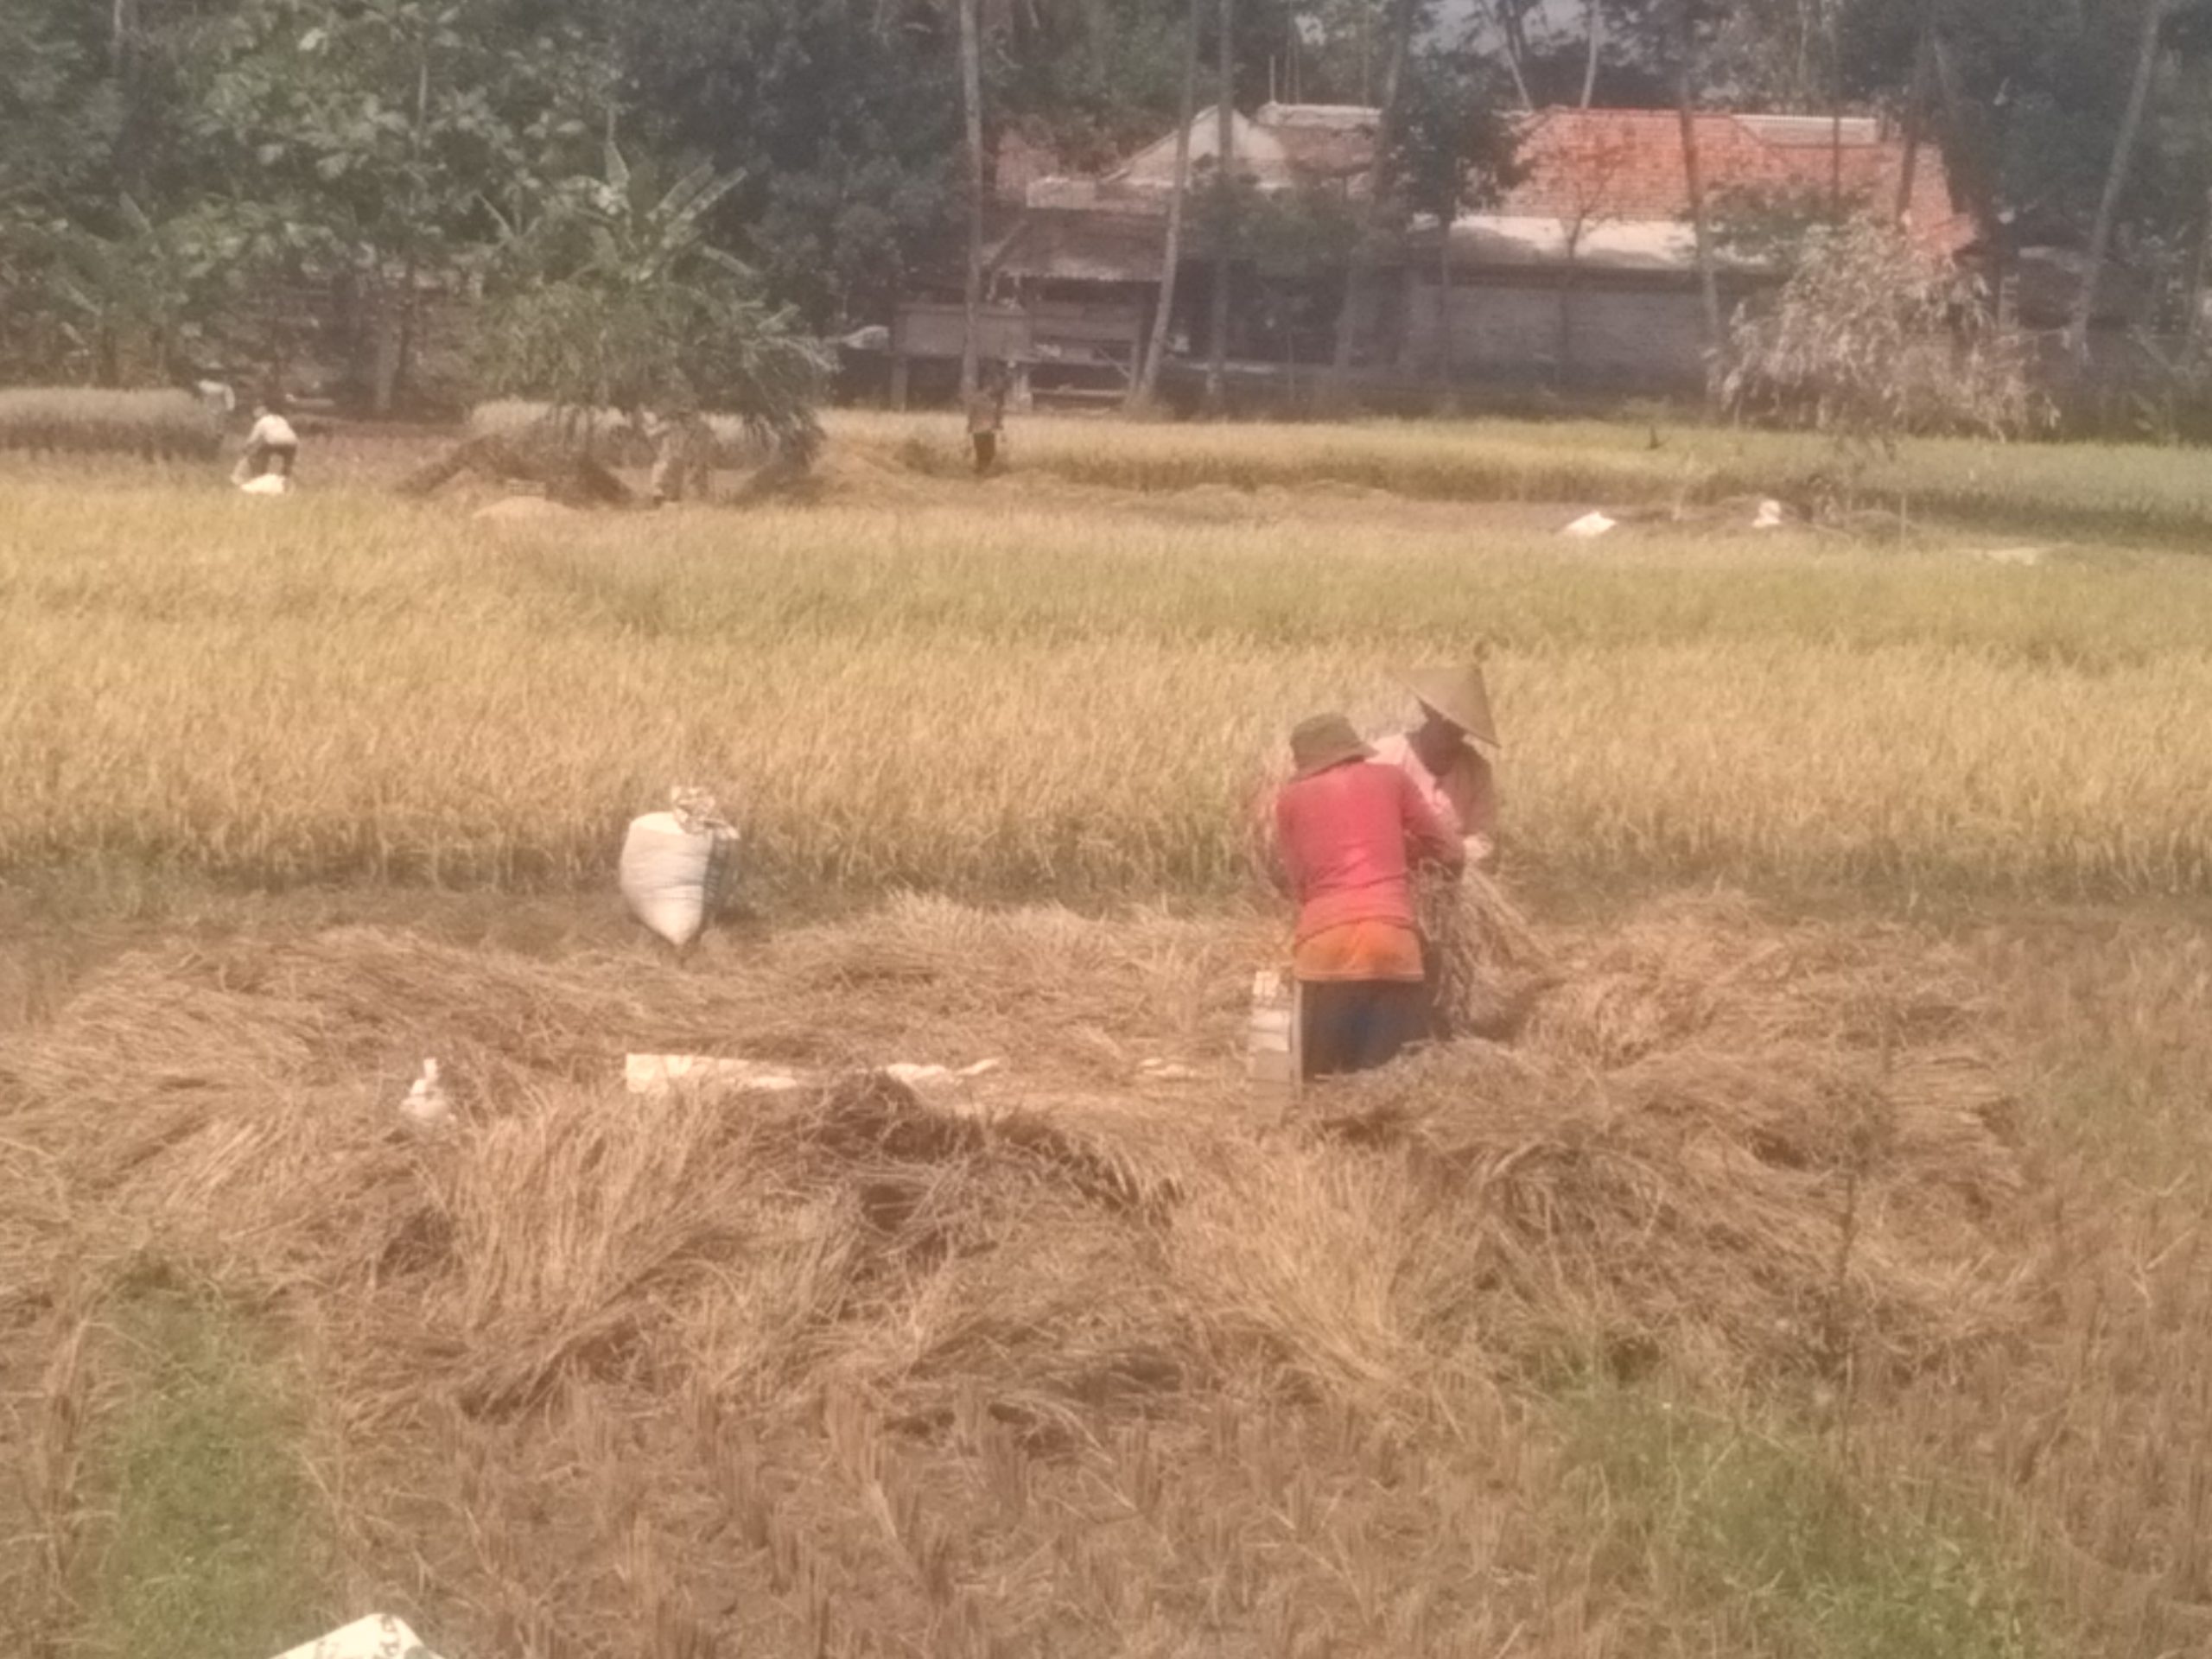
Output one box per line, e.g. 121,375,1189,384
1406,664,1498,748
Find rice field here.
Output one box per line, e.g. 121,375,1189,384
8,418,2212,1659
3,447,2212,901
836,408,2212,544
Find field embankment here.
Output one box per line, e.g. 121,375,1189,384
838,410,2212,547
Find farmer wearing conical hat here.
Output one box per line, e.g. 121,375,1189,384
1372,663,1499,868
1272,714,1464,1078
1370,664,1501,1042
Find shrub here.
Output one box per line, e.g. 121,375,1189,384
1722,217,2047,448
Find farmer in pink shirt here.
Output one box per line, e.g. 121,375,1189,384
1273,714,1464,1077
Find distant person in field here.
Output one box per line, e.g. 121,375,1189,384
232,394,299,487
644,383,713,506
1373,664,1500,868
967,362,1007,475
1273,713,1464,1078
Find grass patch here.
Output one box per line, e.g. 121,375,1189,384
1566,1386,2040,1659
73,1282,325,1659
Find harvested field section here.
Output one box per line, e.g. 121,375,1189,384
0,894,2062,1656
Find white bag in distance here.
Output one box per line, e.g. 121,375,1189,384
620,792,739,948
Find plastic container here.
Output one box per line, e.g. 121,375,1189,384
1247,969,1300,1096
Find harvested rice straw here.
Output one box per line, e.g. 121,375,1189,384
1416,868,1554,1040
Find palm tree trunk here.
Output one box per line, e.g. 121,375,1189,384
2186,186,2212,356
1205,0,1233,415
1496,0,1535,111
1436,231,1456,390
1331,0,1416,394
1893,15,1932,221
958,0,987,402
1135,0,1202,407
2068,0,2169,361
1580,0,1604,108
1674,0,1722,382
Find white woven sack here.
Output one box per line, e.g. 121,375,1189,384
620,810,737,948
271,1613,442,1659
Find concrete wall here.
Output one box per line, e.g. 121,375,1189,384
1402,276,1712,391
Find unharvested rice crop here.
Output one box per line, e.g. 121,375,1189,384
7,414,2212,1658
0,387,222,461
833,409,2212,542
5,467,2212,899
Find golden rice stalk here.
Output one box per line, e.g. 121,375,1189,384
1416,868,1556,1042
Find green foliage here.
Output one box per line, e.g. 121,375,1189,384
613,0,968,333
76,1285,324,1659
20,197,247,385
1393,41,1525,229
1566,1389,2042,1659
188,0,609,272
480,146,830,459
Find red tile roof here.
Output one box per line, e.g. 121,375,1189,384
1498,109,1971,253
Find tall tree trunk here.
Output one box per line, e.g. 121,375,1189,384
1674,0,1722,384
2186,185,2212,356
1436,232,1456,390
1893,16,1933,222
1205,0,1234,415
1330,0,1416,395
1134,0,1202,407
958,0,987,401
1580,0,1604,108
1930,33,2012,321
2068,0,2169,361
1495,0,1535,111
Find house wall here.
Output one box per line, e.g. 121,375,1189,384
1402,276,1715,391
893,302,1034,363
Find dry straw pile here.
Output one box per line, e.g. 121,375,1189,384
469,399,781,469
0,387,222,460
0,892,2042,1656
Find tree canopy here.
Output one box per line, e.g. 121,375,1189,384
1,0,2207,408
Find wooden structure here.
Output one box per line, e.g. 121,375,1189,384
890,284,1147,406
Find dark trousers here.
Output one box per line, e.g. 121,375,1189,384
971,431,998,474
1300,979,1426,1079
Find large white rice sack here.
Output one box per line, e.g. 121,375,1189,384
620,810,738,948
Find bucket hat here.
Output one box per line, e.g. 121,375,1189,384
1289,713,1375,779
1407,664,1498,748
